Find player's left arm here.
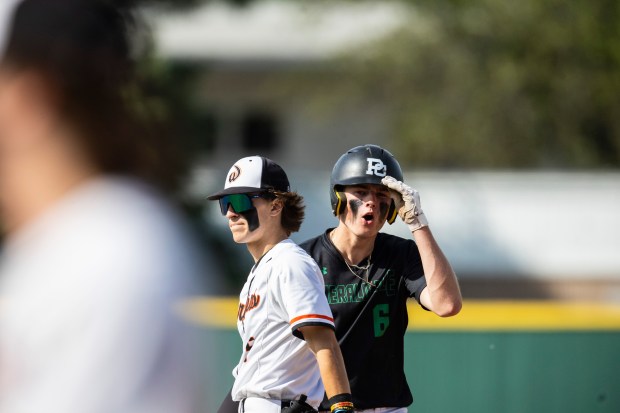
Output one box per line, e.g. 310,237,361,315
413,227,462,316
281,256,355,411
300,326,353,410
382,176,462,317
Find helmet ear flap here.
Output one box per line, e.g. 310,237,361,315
333,190,346,216
387,199,398,224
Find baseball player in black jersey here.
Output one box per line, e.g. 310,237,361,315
300,144,462,412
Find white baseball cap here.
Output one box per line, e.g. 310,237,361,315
207,156,291,200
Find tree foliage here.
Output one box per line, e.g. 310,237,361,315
339,0,620,168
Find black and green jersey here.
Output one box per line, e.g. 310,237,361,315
300,229,427,410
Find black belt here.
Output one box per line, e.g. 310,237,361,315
281,395,317,413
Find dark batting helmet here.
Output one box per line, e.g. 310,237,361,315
330,144,404,224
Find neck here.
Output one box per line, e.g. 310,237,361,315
330,224,375,265
246,230,288,263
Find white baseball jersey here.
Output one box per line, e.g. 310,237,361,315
232,239,334,408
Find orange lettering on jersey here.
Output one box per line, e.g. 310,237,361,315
237,293,261,322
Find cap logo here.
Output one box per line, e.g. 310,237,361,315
366,157,386,177
228,165,241,182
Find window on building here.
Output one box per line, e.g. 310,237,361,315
241,111,280,151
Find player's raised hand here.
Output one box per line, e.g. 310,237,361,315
382,176,428,232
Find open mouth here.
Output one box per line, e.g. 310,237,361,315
362,212,374,224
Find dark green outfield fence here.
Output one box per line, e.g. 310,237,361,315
405,332,619,413
199,328,620,413
183,299,620,412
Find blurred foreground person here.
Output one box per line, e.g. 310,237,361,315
0,1,206,412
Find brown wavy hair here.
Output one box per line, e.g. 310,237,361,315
273,191,305,235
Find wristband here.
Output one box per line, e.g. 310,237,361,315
328,393,354,412
331,403,354,412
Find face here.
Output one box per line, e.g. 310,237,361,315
0,67,57,157
339,184,391,238
0,67,30,228
0,68,19,152
223,194,276,244
0,67,71,231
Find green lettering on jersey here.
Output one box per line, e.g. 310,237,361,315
325,283,370,304
373,304,390,337
324,269,397,305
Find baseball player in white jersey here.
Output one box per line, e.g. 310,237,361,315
208,156,355,413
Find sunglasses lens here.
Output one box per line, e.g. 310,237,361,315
219,194,254,215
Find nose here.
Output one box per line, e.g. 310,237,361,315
225,205,239,219
364,192,377,206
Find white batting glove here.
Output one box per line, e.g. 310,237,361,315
381,176,429,232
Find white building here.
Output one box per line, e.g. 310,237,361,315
149,0,410,169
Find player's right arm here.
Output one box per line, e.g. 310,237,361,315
301,325,354,412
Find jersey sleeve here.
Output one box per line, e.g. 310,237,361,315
402,240,428,306
277,251,335,340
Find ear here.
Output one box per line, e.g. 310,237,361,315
270,198,284,216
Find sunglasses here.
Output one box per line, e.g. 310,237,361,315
218,193,273,215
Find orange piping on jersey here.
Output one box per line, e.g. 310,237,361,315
290,314,334,325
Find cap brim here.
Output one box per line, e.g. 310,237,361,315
206,186,263,200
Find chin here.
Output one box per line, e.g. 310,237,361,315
230,229,249,244
363,219,386,231
353,226,380,239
